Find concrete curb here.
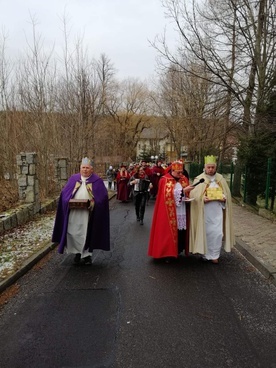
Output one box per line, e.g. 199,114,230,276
234,238,276,287
0,242,57,294
0,192,117,295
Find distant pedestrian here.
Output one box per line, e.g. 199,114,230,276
106,165,115,190
116,164,130,202
52,157,110,265
127,163,136,199
189,155,235,263
141,160,152,178
128,163,135,176
113,167,119,191
129,166,152,225
150,160,165,198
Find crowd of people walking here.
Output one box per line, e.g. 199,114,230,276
111,160,166,202
52,155,235,266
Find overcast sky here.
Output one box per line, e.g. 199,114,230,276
0,0,177,81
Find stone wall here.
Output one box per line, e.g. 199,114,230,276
16,152,40,213
0,153,68,235
0,199,58,235
54,157,68,192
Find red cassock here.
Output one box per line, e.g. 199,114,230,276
150,165,165,197
116,171,130,201
148,173,190,259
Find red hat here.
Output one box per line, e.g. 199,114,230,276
171,160,184,171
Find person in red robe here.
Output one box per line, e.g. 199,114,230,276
116,165,130,202
148,160,194,261
150,161,165,198
141,160,152,178
127,163,136,200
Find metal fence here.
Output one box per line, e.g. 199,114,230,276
188,159,276,212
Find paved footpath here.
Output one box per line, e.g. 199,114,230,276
232,202,276,285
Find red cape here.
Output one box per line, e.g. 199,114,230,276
148,173,190,258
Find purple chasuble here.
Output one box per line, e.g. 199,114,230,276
52,173,110,253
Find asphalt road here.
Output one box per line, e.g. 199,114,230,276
0,197,276,368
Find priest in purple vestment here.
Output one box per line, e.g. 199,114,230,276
52,157,110,265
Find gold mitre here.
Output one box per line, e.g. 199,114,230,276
171,160,184,171
81,157,93,166
204,155,217,165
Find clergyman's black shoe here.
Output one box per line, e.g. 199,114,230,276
74,253,81,265
81,255,92,265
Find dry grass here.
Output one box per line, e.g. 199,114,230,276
0,179,19,213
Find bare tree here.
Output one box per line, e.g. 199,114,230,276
152,0,276,194
103,78,153,161
96,53,116,115
56,19,110,172
14,15,57,197
154,0,276,134
152,62,236,162
0,31,12,175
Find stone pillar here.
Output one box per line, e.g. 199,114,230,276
16,152,40,213
54,157,68,191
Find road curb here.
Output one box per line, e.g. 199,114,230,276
234,238,276,287
0,193,117,295
0,242,57,294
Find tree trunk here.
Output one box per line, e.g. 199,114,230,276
232,160,242,197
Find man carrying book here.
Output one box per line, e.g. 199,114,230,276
190,155,235,264
52,157,110,265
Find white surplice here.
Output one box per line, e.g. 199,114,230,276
204,176,225,260
174,182,187,230
66,176,92,258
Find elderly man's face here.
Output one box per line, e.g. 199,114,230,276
171,169,183,178
205,164,216,176
80,164,93,177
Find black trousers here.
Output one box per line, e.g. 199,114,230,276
134,192,147,220
178,229,186,254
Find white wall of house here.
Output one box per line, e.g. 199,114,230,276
135,125,181,162
136,137,168,159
